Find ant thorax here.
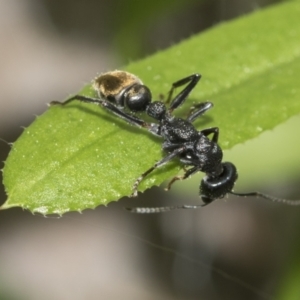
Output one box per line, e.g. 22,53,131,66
160,117,198,143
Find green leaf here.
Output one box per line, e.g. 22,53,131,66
2,0,300,215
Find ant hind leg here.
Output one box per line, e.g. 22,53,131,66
51,95,151,131
166,74,201,112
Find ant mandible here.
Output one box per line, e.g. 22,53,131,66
51,70,300,213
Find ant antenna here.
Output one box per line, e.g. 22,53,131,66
126,192,300,213
126,204,205,214
229,191,300,206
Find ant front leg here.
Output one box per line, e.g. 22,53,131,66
166,74,201,112
131,146,187,197
51,95,158,134
166,165,199,191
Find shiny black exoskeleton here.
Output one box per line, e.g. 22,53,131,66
51,70,300,213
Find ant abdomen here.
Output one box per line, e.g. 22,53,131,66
123,84,152,112
93,70,151,112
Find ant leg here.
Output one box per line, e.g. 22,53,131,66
166,73,201,104
166,74,201,111
131,146,187,197
51,95,161,136
186,102,213,123
201,127,219,143
165,166,198,191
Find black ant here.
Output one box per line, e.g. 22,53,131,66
51,70,300,213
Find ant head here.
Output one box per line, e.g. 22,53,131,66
124,84,152,112
146,101,167,120
200,162,238,205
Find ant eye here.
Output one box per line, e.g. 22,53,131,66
200,162,238,205
125,85,151,112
